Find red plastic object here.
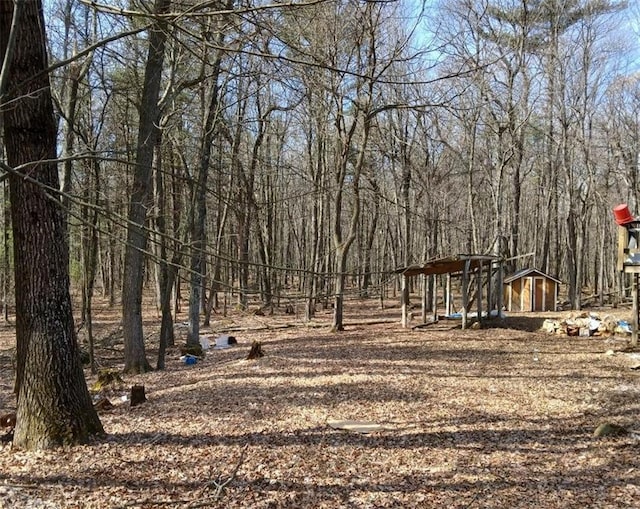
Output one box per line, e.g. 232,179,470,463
613,203,635,225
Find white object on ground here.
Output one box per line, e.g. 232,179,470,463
215,335,231,349
328,420,387,434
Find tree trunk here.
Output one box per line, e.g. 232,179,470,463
81,159,100,374
204,194,228,326
362,179,380,297
0,0,103,449
187,44,224,346
332,246,348,331
121,0,171,373
154,130,182,369
331,119,366,331
2,180,9,322
305,129,326,320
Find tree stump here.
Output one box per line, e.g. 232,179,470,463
0,412,16,429
130,385,147,407
94,396,114,412
180,344,204,358
92,368,124,392
247,341,265,360
0,412,16,443
593,422,627,437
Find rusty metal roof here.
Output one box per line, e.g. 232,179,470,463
392,254,501,277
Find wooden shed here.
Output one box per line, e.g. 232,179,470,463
503,269,560,312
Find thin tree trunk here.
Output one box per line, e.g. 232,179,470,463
154,129,181,369
81,159,100,374
362,179,380,297
331,116,368,331
187,43,225,346
2,179,9,322
204,195,228,326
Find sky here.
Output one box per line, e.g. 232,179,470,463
408,0,640,76
623,3,640,73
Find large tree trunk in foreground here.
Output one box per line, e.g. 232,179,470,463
0,0,103,449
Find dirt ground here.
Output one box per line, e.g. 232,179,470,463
0,298,639,508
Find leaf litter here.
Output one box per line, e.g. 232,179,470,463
0,301,639,508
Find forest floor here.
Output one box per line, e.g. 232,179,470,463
0,297,640,508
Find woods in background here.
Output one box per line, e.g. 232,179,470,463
1,0,638,362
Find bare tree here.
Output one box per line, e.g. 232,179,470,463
186,9,229,346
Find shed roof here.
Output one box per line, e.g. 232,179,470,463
503,268,561,284
393,254,501,277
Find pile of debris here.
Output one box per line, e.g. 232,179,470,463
542,312,632,337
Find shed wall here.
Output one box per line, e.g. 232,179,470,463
504,276,557,312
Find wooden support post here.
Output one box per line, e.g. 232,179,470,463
432,274,438,323
401,274,409,328
633,273,639,348
497,260,504,317
446,273,452,316
462,259,470,329
421,274,427,324
618,226,627,273
477,261,483,325
486,262,493,316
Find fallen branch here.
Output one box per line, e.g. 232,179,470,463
187,444,249,508
212,318,399,334
214,323,296,333
120,445,250,509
